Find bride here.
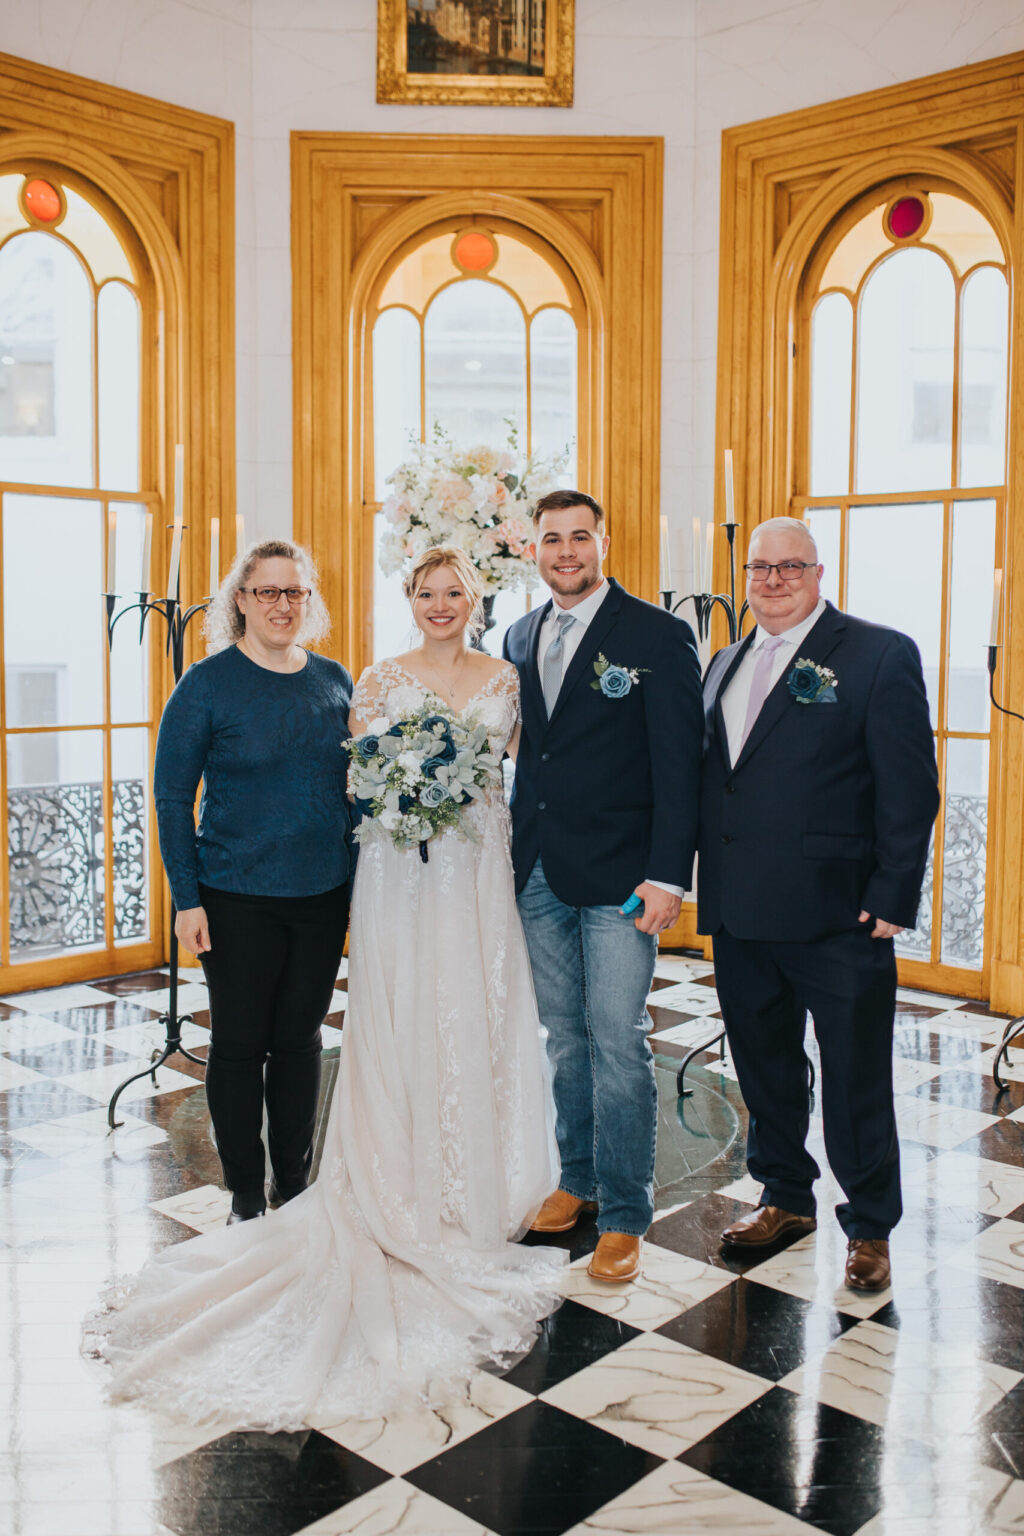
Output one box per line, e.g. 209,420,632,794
92,545,564,1430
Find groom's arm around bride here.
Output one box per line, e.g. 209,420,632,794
504,490,703,1284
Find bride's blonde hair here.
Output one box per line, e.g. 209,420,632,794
403,546,486,638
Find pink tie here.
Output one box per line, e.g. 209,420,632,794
739,635,787,752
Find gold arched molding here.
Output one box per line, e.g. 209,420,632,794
292,131,663,673
0,51,236,630
715,50,1024,1009
0,51,235,986
763,146,1014,520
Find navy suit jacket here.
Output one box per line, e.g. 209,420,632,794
697,602,939,942
503,579,703,905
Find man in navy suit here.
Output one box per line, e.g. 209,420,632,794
698,517,938,1291
504,490,703,1282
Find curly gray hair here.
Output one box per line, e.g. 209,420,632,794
203,538,331,653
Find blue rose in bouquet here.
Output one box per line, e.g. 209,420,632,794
345,702,502,859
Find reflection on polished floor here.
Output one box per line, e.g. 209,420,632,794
4,955,1024,1535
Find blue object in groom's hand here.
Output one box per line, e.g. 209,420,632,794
620,892,643,915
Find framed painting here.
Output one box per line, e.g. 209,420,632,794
377,0,575,107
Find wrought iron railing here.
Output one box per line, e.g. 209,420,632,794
7,777,147,957
896,791,986,970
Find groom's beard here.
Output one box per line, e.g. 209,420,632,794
545,569,602,601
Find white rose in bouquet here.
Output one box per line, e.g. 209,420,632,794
378,426,571,594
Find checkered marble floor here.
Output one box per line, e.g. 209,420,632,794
4,957,1024,1535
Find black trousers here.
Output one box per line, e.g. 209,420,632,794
199,882,350,1196
712,924,900,1240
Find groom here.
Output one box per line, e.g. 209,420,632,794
505,490,703,1282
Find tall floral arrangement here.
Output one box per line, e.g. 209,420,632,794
379,426,569,592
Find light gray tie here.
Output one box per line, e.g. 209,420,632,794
542,611,576,716
738,635,787,752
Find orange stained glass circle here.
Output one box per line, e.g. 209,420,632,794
453,229,497,273
23,178,62,224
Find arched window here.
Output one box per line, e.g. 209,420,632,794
0,170,155,977
798,186,1008,982
367,221,581,658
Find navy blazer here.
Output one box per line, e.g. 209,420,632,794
503,579,703,905
697,602,939,942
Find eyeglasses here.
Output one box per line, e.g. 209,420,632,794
239,586,312,604
743,561,816,582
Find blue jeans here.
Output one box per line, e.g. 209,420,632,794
517,860,658,1235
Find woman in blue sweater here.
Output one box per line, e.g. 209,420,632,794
153,539,354,1225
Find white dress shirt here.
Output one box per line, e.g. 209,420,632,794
721,597,827,767
537,578,683,902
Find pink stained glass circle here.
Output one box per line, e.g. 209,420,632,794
23,178,62,224
887,196,926,240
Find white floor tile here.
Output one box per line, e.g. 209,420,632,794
295,1477,496,1534
566,1459,822,1535
779,1318,1020,1442
315,1371,531,1476
893,1094,999,1149
10,1107,167,1160
150,1185,231,1232
560,1242,736,1330
0,1056,49,1091
902,1150,1024,1218
55,1060,199,1105
542,1332,770,1458
0,985,117,1013
0,1015,78,1052
951,1218,1024,1291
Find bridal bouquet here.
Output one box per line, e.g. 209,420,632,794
346,705,502,858
378,425,569,592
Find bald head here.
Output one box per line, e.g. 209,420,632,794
748,517,818,562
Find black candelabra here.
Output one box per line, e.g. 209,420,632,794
986,644,1024,1092
659,520,750,644
104,544,210,1129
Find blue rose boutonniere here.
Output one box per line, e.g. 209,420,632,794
787,657,838,704
591,654,650,699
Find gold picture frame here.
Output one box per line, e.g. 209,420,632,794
378,0,574,107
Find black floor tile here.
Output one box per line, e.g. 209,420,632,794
657,1278,856,1380
156,1429,389,1536
678,1386,935,1536
520,1213,599,1263
503,1298,642,1396
976,1382,1024,1478
406,1399,663,1536
92,970,173,995
960,1118,1024,1169
648,1191,785,1275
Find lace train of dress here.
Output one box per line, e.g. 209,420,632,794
90,661,564,1430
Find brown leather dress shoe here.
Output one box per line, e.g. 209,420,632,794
720,1205,817,1248
845,1238,891,1291
530,1189,598,1233
588,1232,642,1283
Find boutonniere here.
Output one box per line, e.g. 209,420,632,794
590,654,649,699
787,658,838,704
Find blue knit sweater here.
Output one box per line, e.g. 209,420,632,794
153,646,354,911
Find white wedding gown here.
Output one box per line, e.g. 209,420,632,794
91,660,564,1430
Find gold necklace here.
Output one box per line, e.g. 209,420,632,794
420,654,467,702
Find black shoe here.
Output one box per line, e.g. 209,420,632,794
227,1190,266,1225
268,1179,307,1208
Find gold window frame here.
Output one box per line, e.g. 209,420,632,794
715,51,1024,1010
0,52,235,990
